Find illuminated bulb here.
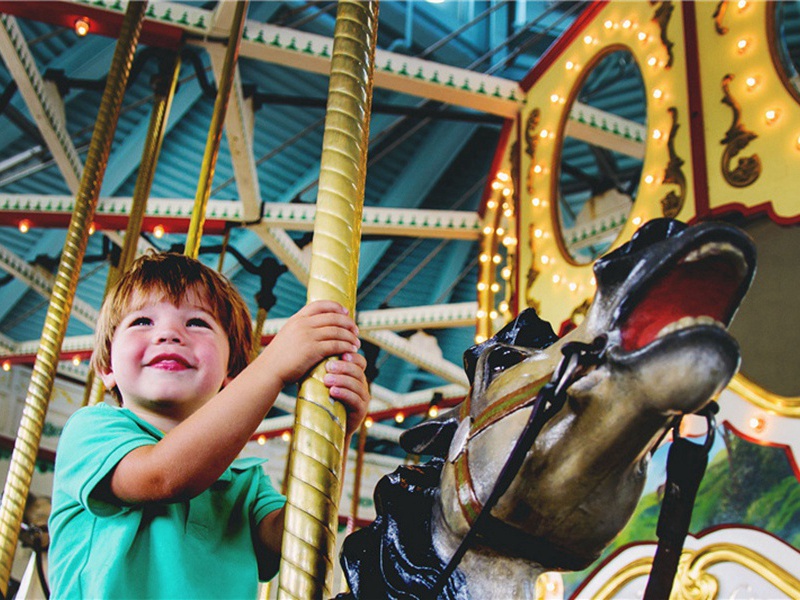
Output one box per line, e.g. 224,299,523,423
541,255,550,265
18,219,31,233
492,254,502,264
622,19,631,29
395,413,405,424
565,60,575,71
737,38,749,53
765,109,779,124
540,129,549,139
796,134,800,150
604,20,613,29
497,171,510,182
153,224,165,238
647,56,657,67
281,431,291,442
490,282,500,292
489,310,498,319
737,0,747,10
2,361,10,371
552,274,560,283
644,174,655,184
499,301,509,312
533,164,543,174
72,355,81,366
632,216,643,226
501,267,511,279
550,93,560,103
749,415,765,433
74,17,90,37
584,35,593,44
474,335,487,344
477,282,487,291
257,435,267,446
533,229,543,239
483,226,493,235
504,208,513,217
569,282,577,292
479,253,489,263
496,226,505,236
652,129,663,140
638,31,648,42
745,76,758,90
502,187,512,197
476,309,487,319
652,88,663,100
364,417,374,428
428,405,439,418
491,180,503,190
532,197,541,207
590,276,597,286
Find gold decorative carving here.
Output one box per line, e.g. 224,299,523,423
589,542,800,600
713,1,729,35
525,108,541,195
652,1,675,69
720,74,761,188
729,373,800,418
660,107,686,218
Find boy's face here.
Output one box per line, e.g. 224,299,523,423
100,288,232,416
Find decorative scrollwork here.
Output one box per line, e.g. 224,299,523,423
720,73,761,188
713,1,729,35
525,108,541,195
674,551,720,600
651,1,675,69
660,107,686,218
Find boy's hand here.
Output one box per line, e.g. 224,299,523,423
324,351,370,437
264,300,362,386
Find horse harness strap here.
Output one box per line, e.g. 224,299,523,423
427,336,608,599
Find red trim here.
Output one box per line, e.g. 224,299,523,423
1,349,89,366
0,1,184,50
681,1,711,220
723,420,800,482
519,2,609,92
687,201,800,227
0,211,232,235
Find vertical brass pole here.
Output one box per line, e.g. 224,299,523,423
0,2,147,594
184,1,248,259
86,49,183,407
278,2,378,598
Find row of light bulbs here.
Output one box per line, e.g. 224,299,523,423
16,219,168,239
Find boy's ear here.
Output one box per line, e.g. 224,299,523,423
99,368,116,391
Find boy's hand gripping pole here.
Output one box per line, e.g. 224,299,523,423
278,2,378,599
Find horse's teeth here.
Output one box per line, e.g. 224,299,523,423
683,242,747,277
655,316,724,340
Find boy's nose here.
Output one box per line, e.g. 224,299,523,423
154,324,184,344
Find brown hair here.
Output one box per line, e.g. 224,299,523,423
91,253,254,403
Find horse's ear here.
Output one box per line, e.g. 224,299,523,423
399,408,460,456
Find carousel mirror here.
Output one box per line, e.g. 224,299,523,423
557,49,647,264
771,0,800,100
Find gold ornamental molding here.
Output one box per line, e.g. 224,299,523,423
660,106,686,217
728,373,800,419
591,541,800,600
720,73,761,188
652,1,676,69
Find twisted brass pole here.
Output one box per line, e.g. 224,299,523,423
86,49,183,407
278,2,378,598
0,2,147,594
184,1,248,259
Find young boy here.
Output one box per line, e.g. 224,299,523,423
47,252,370,599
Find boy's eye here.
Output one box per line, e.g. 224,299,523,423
187,318,211,328
130,317,152,326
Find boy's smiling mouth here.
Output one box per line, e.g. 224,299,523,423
146,354,193,371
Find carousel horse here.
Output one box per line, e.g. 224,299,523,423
338,218,756,599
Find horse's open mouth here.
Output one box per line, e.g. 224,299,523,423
618,240,751,353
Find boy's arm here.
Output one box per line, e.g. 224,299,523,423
108,301,368,504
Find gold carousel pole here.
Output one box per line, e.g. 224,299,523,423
85,49,183,407
0,2,147,594
184,1,247,259
278,2,378,598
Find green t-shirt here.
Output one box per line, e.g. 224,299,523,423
48,404,286,599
